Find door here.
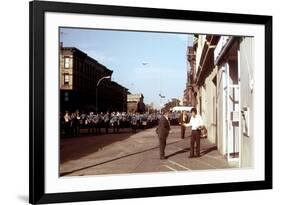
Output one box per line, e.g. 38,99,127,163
223,63,241,163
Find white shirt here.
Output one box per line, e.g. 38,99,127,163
188,114,203,130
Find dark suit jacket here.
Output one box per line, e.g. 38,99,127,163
156,115,170,139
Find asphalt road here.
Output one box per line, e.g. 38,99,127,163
60,126,236,176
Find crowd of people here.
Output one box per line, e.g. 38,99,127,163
60,110,182,137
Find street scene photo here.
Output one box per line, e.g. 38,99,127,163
59,27,254,177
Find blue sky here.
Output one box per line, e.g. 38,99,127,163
60,27,192,108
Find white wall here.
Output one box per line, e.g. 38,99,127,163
239,37,254,167
200,69,217,144
0,0,280,205
217,65,226,155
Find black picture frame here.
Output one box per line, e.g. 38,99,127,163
29,0,272,204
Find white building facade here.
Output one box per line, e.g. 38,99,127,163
193,35,254,168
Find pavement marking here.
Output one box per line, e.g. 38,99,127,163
164,165,178,172
203,154,221,160
168,159,191,170
194,158,217,169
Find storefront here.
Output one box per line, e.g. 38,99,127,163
215,36,254,167
215,37,240,165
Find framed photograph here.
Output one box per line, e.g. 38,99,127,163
29,0,272,204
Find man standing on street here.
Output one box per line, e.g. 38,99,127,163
156,111,171,160
184,108,203,158
178,110,189,139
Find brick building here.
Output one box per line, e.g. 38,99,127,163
60,46,128,112
184,45,197,107
127,93,145,113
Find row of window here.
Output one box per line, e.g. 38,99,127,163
63,74,70,85
63,56,106,83
62,73,126,95
64,56,71,68
62,74,102,90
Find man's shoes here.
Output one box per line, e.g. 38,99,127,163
188,155,194,158
160,156,167,160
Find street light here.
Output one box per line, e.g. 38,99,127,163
159,93,165,114
96,75,111,113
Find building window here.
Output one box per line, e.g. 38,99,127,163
64,74,70,85
64,57,71,68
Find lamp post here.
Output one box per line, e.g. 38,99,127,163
159,93,165,114
96,75,111,113
123,87,126,112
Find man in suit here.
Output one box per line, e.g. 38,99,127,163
178,110,189,139
156,111,171,160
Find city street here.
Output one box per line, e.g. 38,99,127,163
60,126,236,176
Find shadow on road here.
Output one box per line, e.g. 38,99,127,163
200,145,217,156
166,144,217,159
166,147,190,158
60,129,137,164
